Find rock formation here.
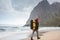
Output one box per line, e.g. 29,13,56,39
25,0,60,27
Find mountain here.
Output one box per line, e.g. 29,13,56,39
25,0,60,27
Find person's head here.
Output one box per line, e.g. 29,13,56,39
35,16,39,21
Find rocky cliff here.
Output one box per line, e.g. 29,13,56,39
25,0,60,26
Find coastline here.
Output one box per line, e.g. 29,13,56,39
22,30,60,40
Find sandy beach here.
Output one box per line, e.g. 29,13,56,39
22,30,60,40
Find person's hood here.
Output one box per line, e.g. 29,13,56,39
35,17,39,21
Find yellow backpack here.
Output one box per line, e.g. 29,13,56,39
31,20,37,30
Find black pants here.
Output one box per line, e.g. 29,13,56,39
31,30,39,38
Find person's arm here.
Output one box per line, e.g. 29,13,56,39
38,20,40,27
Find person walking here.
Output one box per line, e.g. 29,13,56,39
30,17,40,40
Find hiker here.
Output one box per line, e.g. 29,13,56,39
30,17,40,40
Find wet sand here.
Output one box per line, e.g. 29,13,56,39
22,30,60,40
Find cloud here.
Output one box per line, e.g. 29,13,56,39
0,0,27,26
12,0,41,11
0,0,13,11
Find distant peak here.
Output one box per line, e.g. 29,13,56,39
42,0,48,2
43,0,47,1
53,2,60,5
38,0,49,5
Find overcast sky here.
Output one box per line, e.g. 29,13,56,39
0,0,60,26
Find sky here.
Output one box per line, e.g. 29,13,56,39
0,0,60,26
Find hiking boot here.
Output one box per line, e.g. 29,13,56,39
31,38,33,40
37,37,40,39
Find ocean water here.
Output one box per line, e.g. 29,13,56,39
0,26,60,40
0,26,31,40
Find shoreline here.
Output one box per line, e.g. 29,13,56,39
22,30,60,40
